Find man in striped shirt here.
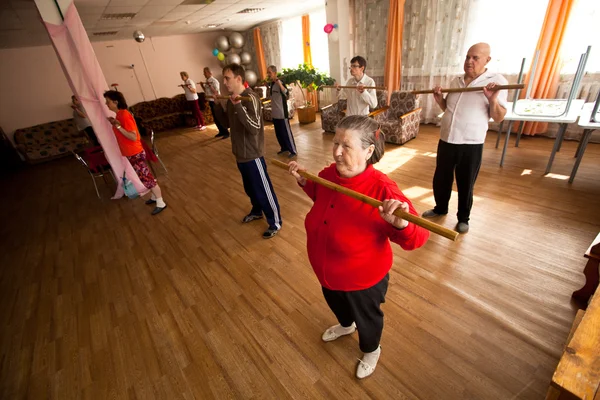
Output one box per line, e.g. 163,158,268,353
222,63,282,239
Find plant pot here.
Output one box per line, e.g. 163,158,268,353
297,105,316,124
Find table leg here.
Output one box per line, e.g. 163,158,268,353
568,129,593,184
572,257,600,308
515,121,525,147
495,121,504,149
500,121,514,167
545,123,567,175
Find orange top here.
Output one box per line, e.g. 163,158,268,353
113,109,143,157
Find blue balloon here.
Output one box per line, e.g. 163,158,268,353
333,23,338,29
212,48,219,56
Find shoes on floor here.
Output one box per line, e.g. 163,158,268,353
242,213,263,223
151,205,167,215
262,227,280,239
356,346,381,379
321,323,356,342
145,198,156,205
288,153,297,158
220,134,229,139
197,125,207,131
422,209,446,218
456,222,469,233
277,150,288,155
215,131,229,138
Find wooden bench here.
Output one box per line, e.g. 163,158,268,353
572,233,600,307
546,248,600,399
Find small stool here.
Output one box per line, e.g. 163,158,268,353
572,232,600,308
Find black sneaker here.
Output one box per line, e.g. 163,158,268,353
145,199,156,205
277,150,288,155
288,153,297,158
215,132,225,138
262,227,280,239
221,134,229,140
151,205,167,215
242,214,263,223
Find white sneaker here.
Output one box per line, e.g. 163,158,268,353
356,346,381,379
321,323,356,342
197,125,207,131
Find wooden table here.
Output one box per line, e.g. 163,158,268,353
572,233,600,307
569,103,600,183
498,100,585,174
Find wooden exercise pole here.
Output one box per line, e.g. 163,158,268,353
320,85,387,90
270,159,459,241
205,95,253,101
409,84,525,95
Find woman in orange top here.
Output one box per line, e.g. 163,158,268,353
104,91,167,215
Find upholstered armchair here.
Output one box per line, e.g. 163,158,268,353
261,88,296,122
371,92,421,145
321,89,388,133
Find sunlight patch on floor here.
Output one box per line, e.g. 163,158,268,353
401,186,432,199
421,192,484,208
375,147,418,174
545,173,569,180
521,169,532,176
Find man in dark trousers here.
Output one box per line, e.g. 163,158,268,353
222,63,282,239
267,65,297,157
202,67,229,139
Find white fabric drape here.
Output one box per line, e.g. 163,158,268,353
401,0,473,124
352,0,389,81
261,21,282,69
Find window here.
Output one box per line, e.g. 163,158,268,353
309,8,330,74
281,16,303,69
560,0,600,74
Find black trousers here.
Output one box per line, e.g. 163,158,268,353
209,101,229,136
432,139,483,223
322,274,389,353
272,118,297,154
84,126,100,147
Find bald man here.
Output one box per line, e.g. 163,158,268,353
422,43,508,233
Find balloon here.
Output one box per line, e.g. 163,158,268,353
133,30,145,43
329,30,339,43
240,51,252,65
215,35,230,52
217,52,225,61
333,23,338,29
212,48,219,56
324,23,334,34
229,32,244,49
219,58,228,67
245,70,258,86
227,53,241,65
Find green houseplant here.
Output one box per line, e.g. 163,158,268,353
278,64,335,123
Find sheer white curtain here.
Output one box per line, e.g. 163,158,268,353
281,16,304,69
261,21,283,69
309,8,330,74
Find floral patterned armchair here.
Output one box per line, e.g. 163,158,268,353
261,87,296,122
371,91,421,145
321,89,388,133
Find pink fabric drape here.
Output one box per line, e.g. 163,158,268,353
42,2,147,198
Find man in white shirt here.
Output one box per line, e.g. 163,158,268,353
422,43,508,233
202,67,229,139
179,71,206,131
336,56,378,116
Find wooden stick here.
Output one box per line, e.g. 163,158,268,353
409,83,525,95
206,95,252,101
320,85,387,90
270,159,459,241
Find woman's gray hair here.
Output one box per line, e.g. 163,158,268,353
336,115,385,164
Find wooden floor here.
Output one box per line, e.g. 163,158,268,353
1,117,600,400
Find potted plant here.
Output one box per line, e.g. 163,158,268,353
279,64,335,124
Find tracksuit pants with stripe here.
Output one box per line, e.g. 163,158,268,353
272,118,297,155
237,157,282,230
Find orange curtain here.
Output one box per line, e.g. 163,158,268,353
384,0,405,99
522,0,575,135
302,15,318,108
253,27,267,80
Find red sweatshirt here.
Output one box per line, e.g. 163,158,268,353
302,163,429,291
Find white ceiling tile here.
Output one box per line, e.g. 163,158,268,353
95,19,129,27
0,10,24,30
76,5,107,14
104,5,144,13
145,0,182,5
106,0,149,5
170,4,206,12
136,5,176,17
75,0,111,7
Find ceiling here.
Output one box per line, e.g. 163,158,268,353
0,0,325,48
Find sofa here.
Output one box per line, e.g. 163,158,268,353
321,89,388,133
13,118,89,164
129,93,213,133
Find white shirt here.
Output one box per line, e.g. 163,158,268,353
440,71,508,144
204,76,220,101
338,74,378,116
182,78,198,101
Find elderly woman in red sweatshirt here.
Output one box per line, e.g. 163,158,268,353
288,115,429,379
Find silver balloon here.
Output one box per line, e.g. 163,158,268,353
245,70,258,87
227,53,241,65
229,32,244,49
240,51,252,65
215,35,230,52
133,30,145,43
219,58,228,67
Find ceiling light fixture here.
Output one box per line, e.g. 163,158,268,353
202,23,223,28
93,31,119,36
100,13,136,20
237,8,264,14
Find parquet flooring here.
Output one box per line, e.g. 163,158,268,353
1,116,599,399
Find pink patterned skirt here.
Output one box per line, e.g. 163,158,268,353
126,151,157,189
